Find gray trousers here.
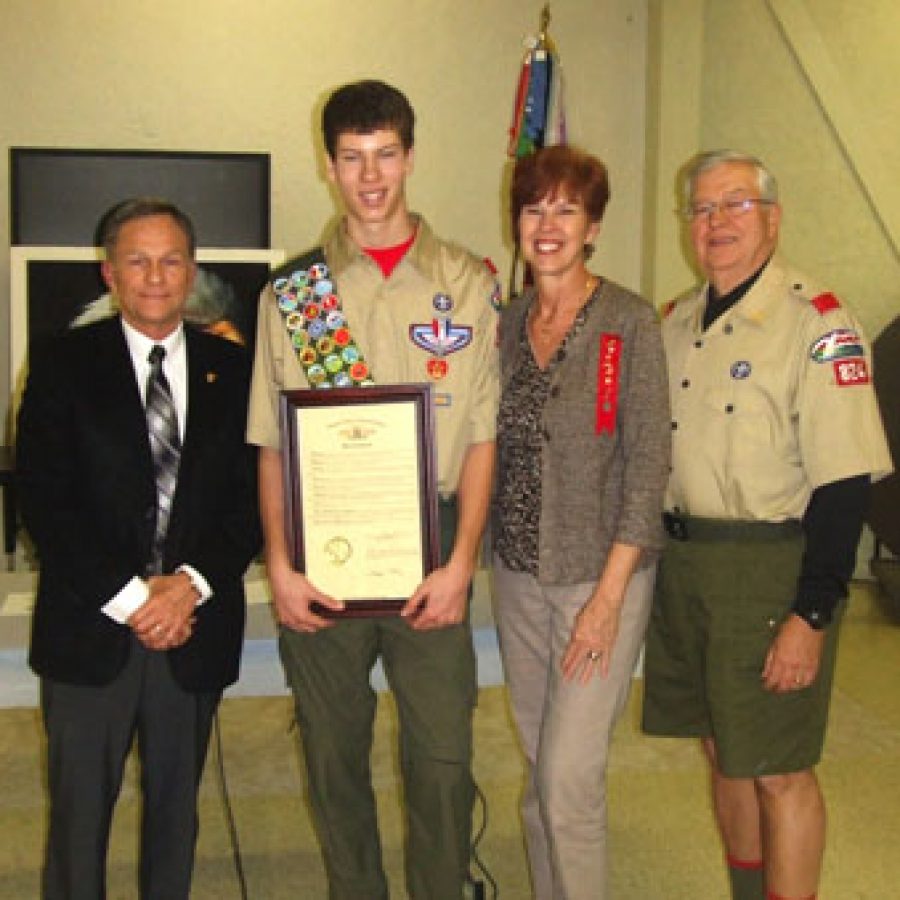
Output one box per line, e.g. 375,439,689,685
493,558,655,900
41,639,219,900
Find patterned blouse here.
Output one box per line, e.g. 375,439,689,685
494,291,597,574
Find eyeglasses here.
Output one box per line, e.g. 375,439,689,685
680,197,775,222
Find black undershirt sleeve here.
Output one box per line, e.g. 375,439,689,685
794,474,870,628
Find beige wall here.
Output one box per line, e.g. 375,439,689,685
5,1,897,432
0,0,649,432
647,0,900,341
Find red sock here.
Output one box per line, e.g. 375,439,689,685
728,855,764,871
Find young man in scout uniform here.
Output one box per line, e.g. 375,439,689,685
246,80,499,900
642,150,892,900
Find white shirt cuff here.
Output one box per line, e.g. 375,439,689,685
178,565,211,605
101,576,149,624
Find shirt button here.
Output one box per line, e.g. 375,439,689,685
725,403,734,413
694,339,703,349
671,421,678,430
550,385,560,398
681,379,690,389
723,323,733,335
542,427,551,442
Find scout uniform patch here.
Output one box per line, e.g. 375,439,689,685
809,327,870,388
410,289,479,380
811,292,841,315
272,250,374,388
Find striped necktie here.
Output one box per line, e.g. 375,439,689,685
146,344,181,573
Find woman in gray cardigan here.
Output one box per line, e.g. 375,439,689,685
493,145,671,900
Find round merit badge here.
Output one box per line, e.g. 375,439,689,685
307,363,326,385
307,320,327,340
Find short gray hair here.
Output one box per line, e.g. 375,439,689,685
681,150,778,207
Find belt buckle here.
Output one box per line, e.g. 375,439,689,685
664,512,689,541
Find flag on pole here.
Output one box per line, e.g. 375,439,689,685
506,6,567,297
507,22,566,157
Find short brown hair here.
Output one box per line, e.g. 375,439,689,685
99,197,196,258
322,80,415,160
510,145,610,237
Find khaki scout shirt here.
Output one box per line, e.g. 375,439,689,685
664,256,892,521
246,215,500,495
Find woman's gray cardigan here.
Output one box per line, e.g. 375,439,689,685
495,279,672,585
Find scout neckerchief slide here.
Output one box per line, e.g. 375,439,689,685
272,248,374,388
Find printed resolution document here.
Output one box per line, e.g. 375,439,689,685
295,400,425,602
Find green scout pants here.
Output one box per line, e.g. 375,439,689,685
279,499,477,900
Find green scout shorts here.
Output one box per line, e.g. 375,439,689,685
641,518,843,778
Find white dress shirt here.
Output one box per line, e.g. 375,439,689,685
101,320,211,624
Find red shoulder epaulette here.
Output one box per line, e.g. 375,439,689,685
661,299,677,319
811,292,841,315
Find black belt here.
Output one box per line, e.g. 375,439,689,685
663,512,801,542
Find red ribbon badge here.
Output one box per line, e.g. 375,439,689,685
596,334,621,435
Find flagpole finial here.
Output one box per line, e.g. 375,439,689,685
539,4,551,44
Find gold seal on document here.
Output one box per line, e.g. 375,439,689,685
324,536,352,566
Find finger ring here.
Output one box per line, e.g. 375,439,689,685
153,624,163,634
588,651,600,661
794,676,803,686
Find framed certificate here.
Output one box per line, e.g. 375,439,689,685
279,384,440,617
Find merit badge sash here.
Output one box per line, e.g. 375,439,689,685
596,333,621,435
272,249,374,389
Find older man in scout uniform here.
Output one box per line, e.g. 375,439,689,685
642,150,891,900
246,80,499,900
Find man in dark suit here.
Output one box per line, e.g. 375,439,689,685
16,198,260,900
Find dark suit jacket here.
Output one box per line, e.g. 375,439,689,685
17,317,261,692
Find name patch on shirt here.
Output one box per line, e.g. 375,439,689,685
596,334,621,435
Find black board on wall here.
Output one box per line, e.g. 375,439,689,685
10,148,270,248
